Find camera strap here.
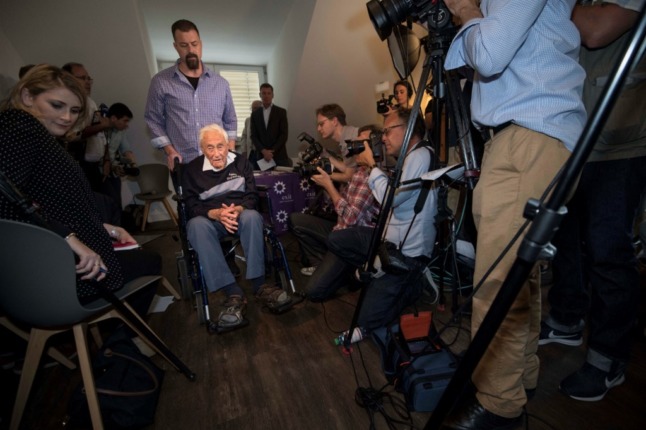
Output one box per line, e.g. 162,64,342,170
398,143,435,249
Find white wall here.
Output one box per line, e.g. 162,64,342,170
286,0,399,154
0,24,24,98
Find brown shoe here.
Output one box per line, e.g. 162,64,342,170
255,284,289,306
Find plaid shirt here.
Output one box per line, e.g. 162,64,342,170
333,165,380,230
145,62,237,163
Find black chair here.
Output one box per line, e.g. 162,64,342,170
0,219,194,430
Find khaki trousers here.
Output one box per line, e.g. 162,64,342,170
471,125,570,418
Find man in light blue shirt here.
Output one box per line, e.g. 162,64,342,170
145,19,237,170
441,1,586,428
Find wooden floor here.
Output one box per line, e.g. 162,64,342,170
2,221,645,430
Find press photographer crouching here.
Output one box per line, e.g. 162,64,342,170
306,109,438,334
289,125,382,277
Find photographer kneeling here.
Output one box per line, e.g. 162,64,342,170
307,109,438,333
289,125,381,276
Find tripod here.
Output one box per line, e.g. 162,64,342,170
418,24,482,317
343,14,479,349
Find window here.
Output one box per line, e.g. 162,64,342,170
157,62,265,137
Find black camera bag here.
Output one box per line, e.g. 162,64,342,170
372,322,457,412
67,328,164,429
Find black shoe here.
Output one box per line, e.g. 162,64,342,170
559,361,625,402
441,397,522,430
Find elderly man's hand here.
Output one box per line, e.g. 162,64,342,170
209,203,241,234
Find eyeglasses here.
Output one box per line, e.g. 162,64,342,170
381,123,405,136
74,75,93,82
317,118,330,127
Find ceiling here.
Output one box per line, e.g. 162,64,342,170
140,0,297,66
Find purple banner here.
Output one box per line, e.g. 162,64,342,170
254,171,318,234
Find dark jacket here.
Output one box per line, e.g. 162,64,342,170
250,104,290,167
181,152,258,219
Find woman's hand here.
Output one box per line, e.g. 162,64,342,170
104,224,136,244
66,235,107,281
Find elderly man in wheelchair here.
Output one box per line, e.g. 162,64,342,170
181,124,289,327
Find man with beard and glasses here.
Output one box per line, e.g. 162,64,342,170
145,19,237,174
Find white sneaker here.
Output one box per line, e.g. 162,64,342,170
300,266,317,276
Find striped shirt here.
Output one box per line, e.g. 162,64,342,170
445,0,587,151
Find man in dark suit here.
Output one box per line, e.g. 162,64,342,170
250,83,290,169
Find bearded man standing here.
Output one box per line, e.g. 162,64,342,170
145,19,237,171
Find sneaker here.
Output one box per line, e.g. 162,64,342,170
300,266,317,276
255,284,289,306
559,362,625,402
218,295,247,327
538,321,583,346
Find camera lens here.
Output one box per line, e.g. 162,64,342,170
346,141,366,157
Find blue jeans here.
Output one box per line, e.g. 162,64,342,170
549,156,646,362
187,209,265,293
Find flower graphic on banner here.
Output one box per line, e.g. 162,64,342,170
273,181,286,195
275,210,289,224
299,179,310,192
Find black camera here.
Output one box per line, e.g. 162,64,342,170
366,0,454,40
99,103,109,117
297,132,324,163
122,164,140,177
92,103,109,125
112,161,140,177
376,93,397,114
294,158,332,178
345,131,385,162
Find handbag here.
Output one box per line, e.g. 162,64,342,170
66,328,164,429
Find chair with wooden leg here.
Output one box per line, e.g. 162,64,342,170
135,163,178,231
0,219,194,430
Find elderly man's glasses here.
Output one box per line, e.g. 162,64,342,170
74,75,93,82
382,123,405,136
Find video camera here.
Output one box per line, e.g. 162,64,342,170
376,93,397,114
294,158,333,178
295,132,332,178
345,130,385,162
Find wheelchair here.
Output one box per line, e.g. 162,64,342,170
174,161,302,334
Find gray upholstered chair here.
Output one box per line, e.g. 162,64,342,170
135,163,178,231
0,219,189,430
